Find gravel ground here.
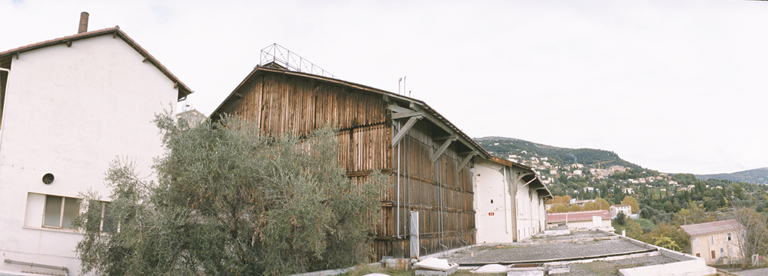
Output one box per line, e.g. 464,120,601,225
533,230,614,242
443,238,649,264
566,255,677,276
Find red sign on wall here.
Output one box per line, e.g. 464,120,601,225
488,212,495,216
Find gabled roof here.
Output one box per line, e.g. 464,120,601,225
211,65,491,160
680,219,744,237
547,210,611,223
0,27,192,100
489,156,552,199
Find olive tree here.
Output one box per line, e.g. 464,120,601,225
73,114,385,275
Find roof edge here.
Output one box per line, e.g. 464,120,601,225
0,27,192,100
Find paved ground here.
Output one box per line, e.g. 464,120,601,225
732,267,768,276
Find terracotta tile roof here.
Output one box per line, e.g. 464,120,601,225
0,27,191,100
680,219,744,237
547,210,611,223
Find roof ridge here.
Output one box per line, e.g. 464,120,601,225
0,27,192,99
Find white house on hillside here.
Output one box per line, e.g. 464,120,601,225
0,13,191,276
474,157,552,243
610,204,632,218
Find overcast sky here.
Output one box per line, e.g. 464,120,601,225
2,0,767,174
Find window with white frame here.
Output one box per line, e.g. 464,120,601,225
25,193,114,232
88,201,117,233
694,238,699,247
43,195,81,229
710,235,714,245
727,232,733,241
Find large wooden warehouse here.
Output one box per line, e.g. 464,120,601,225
210,62,550,260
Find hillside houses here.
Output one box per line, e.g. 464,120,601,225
0,13,190,276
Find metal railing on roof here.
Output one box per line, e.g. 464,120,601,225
259,43,336,79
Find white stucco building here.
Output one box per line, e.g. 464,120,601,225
610,204,632,218
0,15,191,276
474,157,552,244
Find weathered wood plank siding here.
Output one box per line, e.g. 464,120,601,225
223,69,475,260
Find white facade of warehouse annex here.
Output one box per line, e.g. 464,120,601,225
474,156,552,244
0,13,191,276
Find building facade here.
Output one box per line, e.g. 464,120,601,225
546,210,612,230
474,157,551,244
681,219,744,265
610,204,632,218
0,23,190,275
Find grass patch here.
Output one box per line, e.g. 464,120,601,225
635,218,656,231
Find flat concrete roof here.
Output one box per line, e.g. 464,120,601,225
443,231,663,265
432,230,706,276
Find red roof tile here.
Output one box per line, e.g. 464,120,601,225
547,210,611,223
0,27,191,100
680,219,744,237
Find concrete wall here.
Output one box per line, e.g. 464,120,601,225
0,35,178,275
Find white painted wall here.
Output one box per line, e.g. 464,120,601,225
0,35,178,275
474,159,549,244
473,160,513,244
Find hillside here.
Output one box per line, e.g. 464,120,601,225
476,136,768,186
475,137,642,170
696,168,768,185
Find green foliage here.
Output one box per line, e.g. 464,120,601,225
652,235,681,252
621,196,639,213
643,223,689,252
734,208,768,267
73,114,385,276
615,212,627,226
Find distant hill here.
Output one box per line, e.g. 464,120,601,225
475,136,768,186
474,136,643,170
696,168,768,185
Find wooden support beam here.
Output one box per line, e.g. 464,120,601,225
392,111,423,120
387,104,414,114
522,177,537,187
391,115,422,146
431,136,457,162
458,151,478,170
517,172,534,182
434,134,458,141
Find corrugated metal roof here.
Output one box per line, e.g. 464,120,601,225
547,210,611,223
0,27,192,100
680,219,743,237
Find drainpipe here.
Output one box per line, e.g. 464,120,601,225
503,166,509,234
396,121,401,239
4,259,69,276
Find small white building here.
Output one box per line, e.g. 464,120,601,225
547,210,612,230
0,15,190,276
610,204,632,218
474,157,552,243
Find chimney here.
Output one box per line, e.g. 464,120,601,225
78,12,89,33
